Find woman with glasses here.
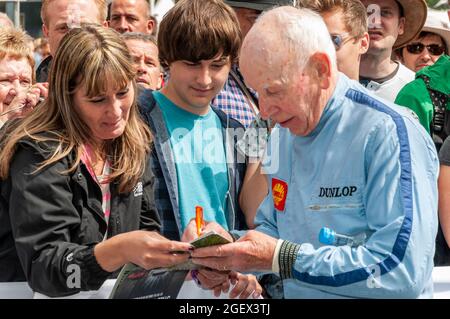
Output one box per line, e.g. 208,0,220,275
395,11,449,144
396,31,448,72
395,13,450,267
396,11,449,72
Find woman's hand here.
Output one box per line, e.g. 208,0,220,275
94,230,193,272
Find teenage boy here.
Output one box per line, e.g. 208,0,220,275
138,0,261,298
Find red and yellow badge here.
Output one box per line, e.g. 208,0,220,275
272,178,288,212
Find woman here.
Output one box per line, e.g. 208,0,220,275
0,25,191,297
0,27,47,128
396,12,449,72
394,12,449,148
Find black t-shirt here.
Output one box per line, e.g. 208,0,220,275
436,137,450,265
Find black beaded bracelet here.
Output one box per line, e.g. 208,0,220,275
279,240,301,280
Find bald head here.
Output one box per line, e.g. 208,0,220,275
240,6,336,84
240,7,338,136
0,13,14,28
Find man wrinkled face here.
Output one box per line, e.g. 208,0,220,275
240,49,322,136
0,57,33,115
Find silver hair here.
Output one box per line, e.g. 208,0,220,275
249,6,337,80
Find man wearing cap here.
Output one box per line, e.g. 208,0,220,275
212,0,293,128
359,0,427,102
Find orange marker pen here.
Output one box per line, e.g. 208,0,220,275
195,206,203,236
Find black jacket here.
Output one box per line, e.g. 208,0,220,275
0,137,160,297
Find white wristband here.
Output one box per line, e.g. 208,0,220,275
271,239,284,273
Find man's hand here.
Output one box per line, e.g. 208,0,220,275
182,219,233,243
229,272,262,299
191,230,278,272
191,268,231,297
192,269,263,299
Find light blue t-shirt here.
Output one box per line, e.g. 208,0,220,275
153,91,229,232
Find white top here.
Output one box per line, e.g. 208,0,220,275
364,62,415,102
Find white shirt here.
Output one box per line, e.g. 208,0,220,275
364,62,415,102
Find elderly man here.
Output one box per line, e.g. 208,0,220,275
108,0,154,34
191,6,438,299
37,0,108,82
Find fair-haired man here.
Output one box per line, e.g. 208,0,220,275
301,0,369,80
108,0,154,34
191,6,438,299
359,0,426,101
37,0,108,82
122,32,163,90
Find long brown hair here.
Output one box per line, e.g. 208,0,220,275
0,25,152,193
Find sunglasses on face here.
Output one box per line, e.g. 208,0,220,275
406,43,446,55
330,32,354,51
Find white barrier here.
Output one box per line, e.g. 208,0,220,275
1,267,449,299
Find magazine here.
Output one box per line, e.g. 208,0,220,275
109,231,231,299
